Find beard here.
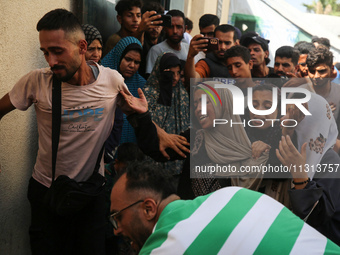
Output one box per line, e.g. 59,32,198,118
51,64,79,82
166,34,183,45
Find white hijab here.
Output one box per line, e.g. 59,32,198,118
294,93,338,179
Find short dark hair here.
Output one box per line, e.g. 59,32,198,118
224,45,251,64
294,41,315,55
214,24,236,42
199,14,220,28
123,161,177,200
36,8,83,35
141,1,164,14
317,37,331,49
116,142,145,163
275,46,300,66
115,0,142,16
185,18,193,31
167,9,186,25
306,45,333,70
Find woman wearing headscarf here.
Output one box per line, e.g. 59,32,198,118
81,24,103,63
143,52,190,176
277,92,340,245
101,37,146,151
190,82,267,196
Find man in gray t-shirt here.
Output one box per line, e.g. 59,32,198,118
146,9,189,74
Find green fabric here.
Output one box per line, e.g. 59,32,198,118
185,188,261,254
140,191,212,254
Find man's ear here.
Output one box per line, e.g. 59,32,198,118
79,39,87,54
142,198,158,221
264,50,269,58
249,60,253,70
117,15,122,25
235,39,240,45
331,65,336,79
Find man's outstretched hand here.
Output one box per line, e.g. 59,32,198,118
120,88,148,115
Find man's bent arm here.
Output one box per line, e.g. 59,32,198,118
0,93,16,121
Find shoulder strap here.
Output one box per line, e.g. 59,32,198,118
51,75,104,182
52,75,61,182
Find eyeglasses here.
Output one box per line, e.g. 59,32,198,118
109,200,144,230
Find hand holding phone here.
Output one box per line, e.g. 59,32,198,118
150,14,172,27
198,37,219,51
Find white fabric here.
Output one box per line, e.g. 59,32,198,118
9,62,129,187
294,93,338,178
218,194,284,254
183,32,192,44
145,40,189,74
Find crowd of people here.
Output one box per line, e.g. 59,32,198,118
1,0,340,254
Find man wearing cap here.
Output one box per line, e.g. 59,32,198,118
241,34,274,78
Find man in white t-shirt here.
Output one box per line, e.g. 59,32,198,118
145,9,189,74
300,45,340,124
0,9,146,255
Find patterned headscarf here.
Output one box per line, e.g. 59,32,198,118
143,52,190,175
101,37,146,144
81,24,103,47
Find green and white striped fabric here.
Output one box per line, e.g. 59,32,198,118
139,187,340,255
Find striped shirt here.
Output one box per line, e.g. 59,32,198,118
139,187,340,255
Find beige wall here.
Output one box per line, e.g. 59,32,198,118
0,1,72,254
184,0,230,36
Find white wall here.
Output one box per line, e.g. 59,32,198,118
0,1,71,254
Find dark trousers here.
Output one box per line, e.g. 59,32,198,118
27,177,106,255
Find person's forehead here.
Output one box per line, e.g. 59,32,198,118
170,65,180,71
314,63,330,70
39,29,70,49
216,31,234,41
171,16,184,26
299,54,308,62
194,89,205,100
124,50,141,60
88,39,102,47
247,43,263,50
253,90,273,100
123,6,141,15
275,56,293,64
199,24,215,34
226,56,245,65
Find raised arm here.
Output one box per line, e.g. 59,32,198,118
184,35,208,86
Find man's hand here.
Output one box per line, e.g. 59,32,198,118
120,88,148,115
329,102,336,113
251,141,271,159
155,124,190,160
187,34,208,59
137,11,162,33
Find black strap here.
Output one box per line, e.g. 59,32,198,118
52,75,61,182
51,75,104,183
